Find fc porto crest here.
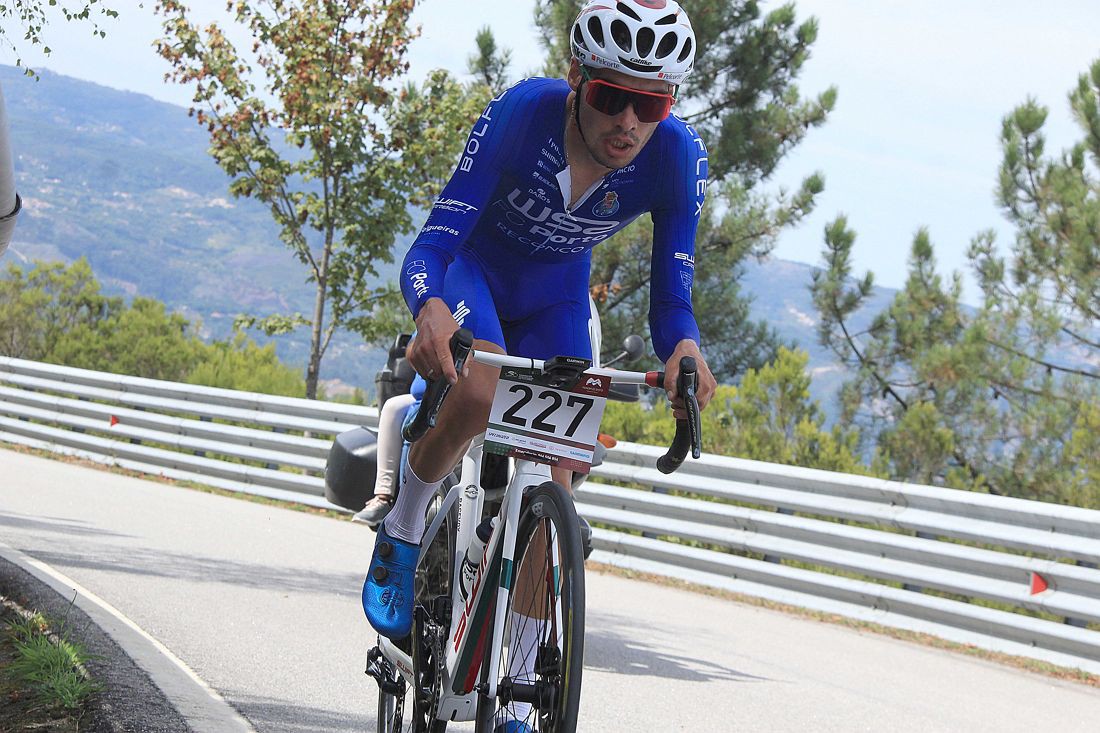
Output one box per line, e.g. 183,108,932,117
592,191,620,217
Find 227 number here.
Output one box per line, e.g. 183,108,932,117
501,386,595,438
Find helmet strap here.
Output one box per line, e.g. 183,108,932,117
572,69,591,148
572,91,589,148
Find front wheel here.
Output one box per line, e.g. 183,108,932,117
475,481,586,732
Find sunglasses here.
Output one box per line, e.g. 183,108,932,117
582,74,674,123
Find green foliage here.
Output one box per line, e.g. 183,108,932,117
53,296,201,381
233,312,311,338
0,259,310,395
813,58,1100,506
468,25,512,91
534,1,834,378
602,347,866,472
5,611,98,711
0,258,117,359
186,332,305,397
0,1,119,75
1065,403,1100,508
155,0,467,398
389,69,496,211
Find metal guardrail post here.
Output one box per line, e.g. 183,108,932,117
764,506,795,564
903,531,938,593
267,426,287,470
195,416,211,457
1066,560,1099,628
642,485,669,540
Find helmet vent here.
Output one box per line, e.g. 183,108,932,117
656,31,677,58
573,25,586,49
587,16,605,46
619,57,657,73
655,13,677,25
610,19,633,52
677,37,693,63
636,26,655,57
616,2,643,21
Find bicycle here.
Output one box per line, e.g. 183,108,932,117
366,328,702,732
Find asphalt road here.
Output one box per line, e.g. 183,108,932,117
2,447,1100,732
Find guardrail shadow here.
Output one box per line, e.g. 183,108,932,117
229,693,370,732
28,545,364,598
0,510,136,540
584,608,769,684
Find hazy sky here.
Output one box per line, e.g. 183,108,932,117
6,0,1100,300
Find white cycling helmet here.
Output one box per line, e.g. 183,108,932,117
571,0,697,85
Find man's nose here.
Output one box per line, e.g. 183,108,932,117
613,101,640,130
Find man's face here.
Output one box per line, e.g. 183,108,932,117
568,62,672,170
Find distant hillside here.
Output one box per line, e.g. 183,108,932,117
1,65,895,412
2,64,410,391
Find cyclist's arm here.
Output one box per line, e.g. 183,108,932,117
400,79,542,320
649,119,716,413
649,119,708,362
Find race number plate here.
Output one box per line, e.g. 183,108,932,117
485,367,610,473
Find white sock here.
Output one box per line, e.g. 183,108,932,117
382,453,439,544
504,611,544,723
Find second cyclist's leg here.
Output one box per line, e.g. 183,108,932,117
353,392,417,527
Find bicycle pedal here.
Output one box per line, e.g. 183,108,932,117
365,650,405,696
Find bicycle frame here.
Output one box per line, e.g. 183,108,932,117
376,433,552,723
374,349,683,726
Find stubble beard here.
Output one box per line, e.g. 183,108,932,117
583,130,642,171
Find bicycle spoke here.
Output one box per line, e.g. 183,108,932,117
478,482,584,733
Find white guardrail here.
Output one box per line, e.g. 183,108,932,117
2,356,1100,676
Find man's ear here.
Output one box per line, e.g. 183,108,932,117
567,59,583,92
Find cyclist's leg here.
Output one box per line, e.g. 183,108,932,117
496,275,592,726
366,252,506,640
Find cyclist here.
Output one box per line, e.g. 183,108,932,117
365,0,717,725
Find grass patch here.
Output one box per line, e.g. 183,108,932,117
1,599,98,731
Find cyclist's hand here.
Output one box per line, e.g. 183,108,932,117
663,339,716,420
408,298,466,385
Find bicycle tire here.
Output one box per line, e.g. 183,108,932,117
474,481,586,733
376,656,404,733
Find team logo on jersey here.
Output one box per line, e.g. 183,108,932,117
592,191,620,218
452,300,471,326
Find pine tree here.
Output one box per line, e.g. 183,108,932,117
813,58,1100,505
534,1,834,378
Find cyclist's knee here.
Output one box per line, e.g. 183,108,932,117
445,370,496,432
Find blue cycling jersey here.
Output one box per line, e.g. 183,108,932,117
400,77,708,362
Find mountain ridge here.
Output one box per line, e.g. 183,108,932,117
2,64,892,408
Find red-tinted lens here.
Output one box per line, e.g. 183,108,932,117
585,79,672,123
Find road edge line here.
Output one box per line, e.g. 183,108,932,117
0,539,256,732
